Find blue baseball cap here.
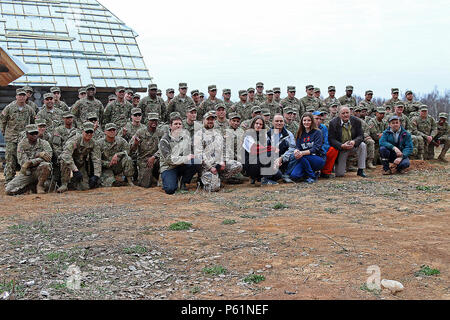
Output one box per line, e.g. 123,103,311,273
312,111,322,116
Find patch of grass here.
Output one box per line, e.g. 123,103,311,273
169,222,192,231
240,215,257,219
273,202,289,210
244,274,265,284
0,280,25,298
190,286,200,294
50,282,67,290
46,251,69,261
325,208,339,214
222,219,236,225
8,224,26,231
332,184,346,189
123,245,148,254
416,185,441,192
415,265,440,277
202,265,227,276
360,283,381,295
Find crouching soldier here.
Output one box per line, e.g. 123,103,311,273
57,122,101,193
5,125,52,195
98,123,135,187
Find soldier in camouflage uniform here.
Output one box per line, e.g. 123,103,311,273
82,113,105,142
182,107,199,138
338,86,357,108
29,119,52,143
280,86,302,119
283,108,299,135
383,88,401,110
156,90,162,98
255,82,266,103
323,86,341,110
393,102,424,159
273,87,282,105
132,94,141,109
71,84,104,128
138,84,167,122
300,85,325,114
259,90,281,120
324,102,339,127
165,88,175,107
199,92,205,103
103,86,133,129
261,108,272,128
241,106,262,131
98,123,135,187
167,83,196,120
125,89,134,104
23,86,39,114
313,88,322,100
194,111,242,192
1,88,36,183
404,90,422,118
359,90,378,116
36,93,64,132
228,90,249,120
57,122,101,193
222,89,234,110
435,113,449,162
5,125,52,195
50,87,70,112
119,108,146,143
246,88,260,108
368,108,388,164
214,104,230,135
198,85,224,120
411,105,438,160
355,106,376,169
129,113,163,188
191,90,202,109
226,113,245,165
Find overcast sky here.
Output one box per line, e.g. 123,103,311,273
100,0,449,99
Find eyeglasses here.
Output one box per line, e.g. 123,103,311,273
133,114,142,117
45,98,53,101
28,132,39,136
85,130,94,134
107,129,116,132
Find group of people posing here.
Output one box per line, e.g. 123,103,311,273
1,82,448,196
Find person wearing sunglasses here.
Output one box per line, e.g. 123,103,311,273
36,93,64,132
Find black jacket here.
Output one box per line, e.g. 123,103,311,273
328,116,364,151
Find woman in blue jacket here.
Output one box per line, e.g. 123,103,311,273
287,112,325,183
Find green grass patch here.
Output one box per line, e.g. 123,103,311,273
0,280,25,298
46,251,69,261
273,202,289,210
190,286,200,294
325,208,339,214
123,245,148,254
415,265,440,277
202,265,227,276
360,283,381,295
8,224,26,231
240,215,256,219
416,185,441,192
243,274,265,284
222,219,236,225
169,222,192,231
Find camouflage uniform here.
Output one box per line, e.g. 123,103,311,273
5,136,52,195
280,97,302,117
223,100,234,111
404,99,421,118
158,130,193,173
138,96,167,123
259,101,282,119
338,95,357,108
59,134,102,191
198,98,224,120
182,119,197,138
359,118,375,166
193,126,242,192
284,121,299,136
0,102,36,183
71,98,104,128
359,100,378,116
26,100,39,114
103,100,133,129
368,117,388,163
231,101,251,120
119,122,146,143
411,115,438,160
383,98,401,111
214,119,230,136
435,117,449,161
54,101,70,112
396,113,424,159
167,95,196,120
323,97,341,109
299,96,325,113
36,107,64,132
225,126,245,164
98,135,134,187
255,93,266,104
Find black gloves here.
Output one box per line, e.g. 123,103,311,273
73,171,83,183
89,175,99,189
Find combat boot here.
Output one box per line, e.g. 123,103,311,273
126,177,135,187
57,184,68,193
438,155,448,163
366,160,376,170
37,166,50,194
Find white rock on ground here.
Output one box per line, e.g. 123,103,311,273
381,279,404,293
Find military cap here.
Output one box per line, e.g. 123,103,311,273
87,112,98,120
115,86,126,92
215,103,226,111
376,107,386,114
284,107,295,114
353,106,361,112
16,88,27,95
405,90,413,95
105,123,117,131
261,108,271,116
329,102,339,107
131,108,142,115
78,87,87,94
148,84,158,90
133,94,141,99
314,87,321,93
166,88,175,94
273,87,281,93
43,93,54,99
108,94,117,100
203,111,217,119
328,86,336,91
365,90,374,95
147,113,159,121
306,106,315,112
50,86,61,93
346,86,354,91
251,106,262,114
439,113,447,119
63,112,74,118
388,115,401,122
187,105,197,112
191,89,199,96
391,88,400,94
247,87,255,93
223,88,231,94
179,83,188,89
420,105,428,111
169,112,182,121
36,119,46,126
23,86,33,93
306,85,314,90
83,122,95,132
394,101,405,108
156,89,162,95
256,82,264,87
228,112,241,120
360,105,368,111
239,90,248,96
266,90,274,95
25,124,39,134
208,85,217,91
125,89,134,94
287,86,296,92
199,92,205,97
86,84,96,90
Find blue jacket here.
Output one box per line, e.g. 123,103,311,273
319,124,330,155
379,127,413,158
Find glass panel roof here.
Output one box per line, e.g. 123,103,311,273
0,0,151,89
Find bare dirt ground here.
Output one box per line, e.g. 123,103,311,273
0,157,449,300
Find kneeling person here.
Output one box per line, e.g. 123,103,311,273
6,125,52,195
98,123,135,187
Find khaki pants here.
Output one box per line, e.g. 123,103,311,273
335,143,367,177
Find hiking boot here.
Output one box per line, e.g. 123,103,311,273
127,178,135,187
366,162,377,170
347,166,358,172
57,184,68,193
357,169,367,178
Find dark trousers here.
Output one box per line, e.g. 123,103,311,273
289,155,326,179
380,147,410,171
243,163,282,181
161,164,201,195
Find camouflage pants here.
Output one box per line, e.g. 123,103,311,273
411,135,424,159
4,142,18,183
137,158,160,188
201,160,243,192
5,162,51,196
424,141,435,160
101,156,134,187
60,161,91,191
365,137,375,161
438,137,450,159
